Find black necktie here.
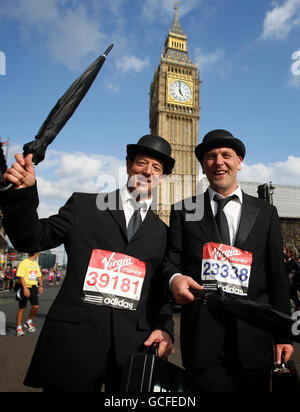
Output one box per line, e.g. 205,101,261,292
214,195,237,245
127,203,143,241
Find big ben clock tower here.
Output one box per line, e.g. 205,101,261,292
150,1,200,224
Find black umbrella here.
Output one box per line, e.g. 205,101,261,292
191,289,300,343
0,44,114,191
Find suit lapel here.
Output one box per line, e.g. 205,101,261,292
106,190,160,243
106,190,127,240
235,192,260,248
196,190,221,243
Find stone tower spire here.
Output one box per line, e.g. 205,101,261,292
170,0,184,36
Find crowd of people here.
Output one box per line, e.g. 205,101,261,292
0,263,63,291
46,268,62,286
0,257,64,337
0,264,17,291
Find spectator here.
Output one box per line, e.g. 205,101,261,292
4,264,13,291
15,252,43,337
48,269,54,286
55,270,61,285
0,266,4,291
285,246,300,311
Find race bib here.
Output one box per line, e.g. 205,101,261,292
29,271,38,281
201,243,253,296
82,250,146,311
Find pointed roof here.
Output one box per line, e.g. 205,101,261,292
170,0,185,36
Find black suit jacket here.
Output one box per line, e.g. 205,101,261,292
1,185,173,391
164,190,291,370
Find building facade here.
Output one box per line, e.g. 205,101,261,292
39,250,57,270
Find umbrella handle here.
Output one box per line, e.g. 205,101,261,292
0,181,13,191
103,44,114,57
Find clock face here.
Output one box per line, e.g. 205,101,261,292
169,81,192,103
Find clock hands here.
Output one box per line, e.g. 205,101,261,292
178,82,183,97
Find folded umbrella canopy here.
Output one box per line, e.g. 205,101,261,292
192,289,300,343
0,44,114,190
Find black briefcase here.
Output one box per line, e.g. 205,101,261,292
272,360,300,392
121,352,187,392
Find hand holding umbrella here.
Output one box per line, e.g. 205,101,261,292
0,44,114,191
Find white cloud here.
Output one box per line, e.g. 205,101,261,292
46,6,105,70
261,0,300,40
116,55,150,73
35,149,127,205
7,143,23,165
194,48,225,73
288,73,300,87
106,83,120,93
0,0,108,70
239,156,300,187
0,0,154,75
194,48,231,77
37,201,63,219
4,147,127,205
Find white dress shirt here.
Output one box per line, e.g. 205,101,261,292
119,185,153,227
208,185,243,246
169,186,243,288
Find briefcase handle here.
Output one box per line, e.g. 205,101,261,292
149,344,168,360
273,353,289,374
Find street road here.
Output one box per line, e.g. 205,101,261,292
0,280,62,336
0,282,300,392
0,281,62,392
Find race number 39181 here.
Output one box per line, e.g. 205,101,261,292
86,271,141,296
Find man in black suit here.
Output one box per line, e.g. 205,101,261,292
1,135,175,392
164,130,294,392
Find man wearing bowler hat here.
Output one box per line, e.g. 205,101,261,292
164,129,293,392
1,134,175,392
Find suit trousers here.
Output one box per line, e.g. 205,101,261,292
43,346,124,393
186,364,271,393
186,315,271,392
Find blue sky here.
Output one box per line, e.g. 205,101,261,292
0,0,300,224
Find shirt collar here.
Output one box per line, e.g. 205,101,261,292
120,185,153,211
208,185,243,204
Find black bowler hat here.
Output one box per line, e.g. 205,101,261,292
195,129,246,162
127,135,175,175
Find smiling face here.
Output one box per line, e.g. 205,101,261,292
201,147,242,197
126,154,164,200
